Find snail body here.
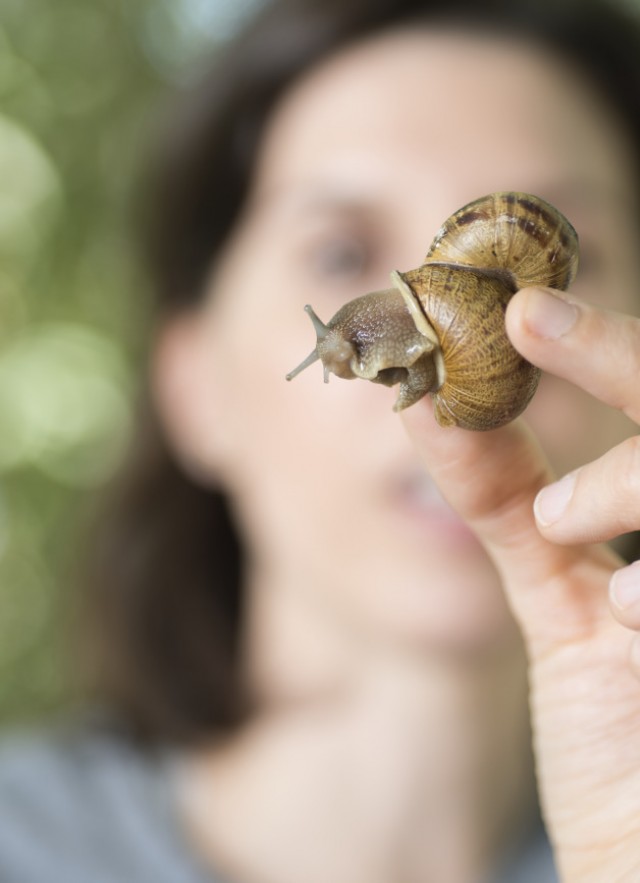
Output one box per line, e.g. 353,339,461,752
286,192,579,430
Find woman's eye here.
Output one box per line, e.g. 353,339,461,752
309,236,371,281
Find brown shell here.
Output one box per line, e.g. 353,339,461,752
401,262,541,430
426,191,579,290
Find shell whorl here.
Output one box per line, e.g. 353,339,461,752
400,262,540,429
389,191,578,428
425,191,579,290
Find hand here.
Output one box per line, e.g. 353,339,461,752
400,287,640,883
508,287,640,658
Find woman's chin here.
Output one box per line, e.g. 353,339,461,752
362,555,518,656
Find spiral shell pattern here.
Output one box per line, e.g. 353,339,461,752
402,262,540,429
425,191,579,290
397,192,579,429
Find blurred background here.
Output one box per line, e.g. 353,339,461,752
1,0,639,725
0,0,261,723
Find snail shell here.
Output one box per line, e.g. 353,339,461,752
286,192,579,430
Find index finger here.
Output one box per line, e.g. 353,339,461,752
506,287,640,425
399,405,619,652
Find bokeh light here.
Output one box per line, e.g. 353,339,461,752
0,113,62,258
0,0,273,723
0,322,132,485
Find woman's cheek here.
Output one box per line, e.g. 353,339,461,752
526,374,634,477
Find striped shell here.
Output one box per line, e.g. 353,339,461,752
425,191,578,290
400,262,539,429
396,192,579,429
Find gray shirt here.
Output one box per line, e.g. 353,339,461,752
0,715,558,883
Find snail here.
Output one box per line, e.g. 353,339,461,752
286,192,579,430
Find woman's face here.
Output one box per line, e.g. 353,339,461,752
171,29,639,654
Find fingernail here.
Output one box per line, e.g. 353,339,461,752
534,472,577,526
524,288,578,340
610,562,640,610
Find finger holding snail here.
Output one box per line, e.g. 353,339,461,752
506,287,640,644
399,397,619,645
400,367,640,883
505,289,640,536
531,439,640,542
506,286,640,424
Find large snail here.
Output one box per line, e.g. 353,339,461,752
286,192,579,430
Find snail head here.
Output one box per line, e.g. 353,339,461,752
285,305,359,383
286,287,439,410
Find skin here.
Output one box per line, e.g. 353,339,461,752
154,27,640,883
403,286,640,881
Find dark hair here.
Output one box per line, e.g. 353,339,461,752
82,0,640,745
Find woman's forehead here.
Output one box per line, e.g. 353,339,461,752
251,27,634,220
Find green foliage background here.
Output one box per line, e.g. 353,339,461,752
0,0,259,722
1,0,639,724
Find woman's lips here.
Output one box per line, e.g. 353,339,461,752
391,469,478,542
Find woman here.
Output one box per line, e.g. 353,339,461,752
1,0,640,880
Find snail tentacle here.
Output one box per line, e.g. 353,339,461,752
286,348,319,381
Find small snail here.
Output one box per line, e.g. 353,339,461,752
286,192,579,430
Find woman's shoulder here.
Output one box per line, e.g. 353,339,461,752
0,710,216,883
0,709,154,786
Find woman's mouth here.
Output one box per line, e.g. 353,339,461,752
391,468,478,543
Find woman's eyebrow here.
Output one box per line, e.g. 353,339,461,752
249,184,375,220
